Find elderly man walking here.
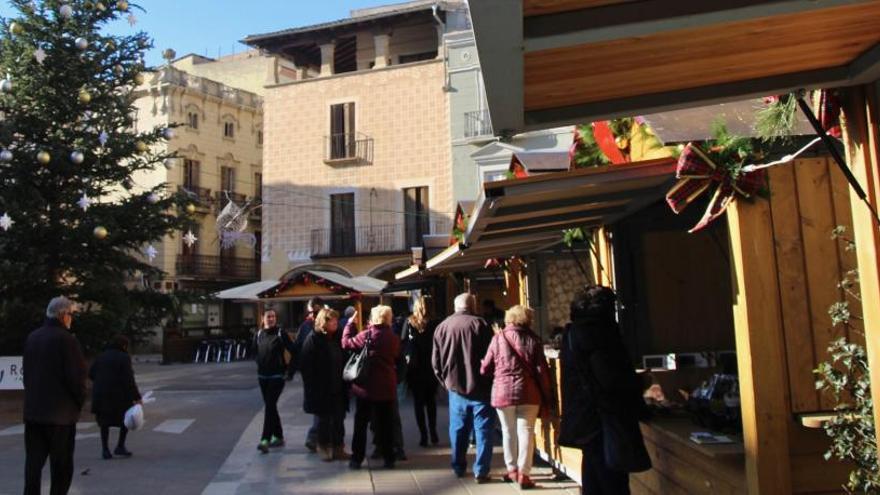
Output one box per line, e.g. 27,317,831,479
23,296,88,495
432,293,495,482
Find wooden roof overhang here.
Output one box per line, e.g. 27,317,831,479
471,0,880,134
395,157,676,279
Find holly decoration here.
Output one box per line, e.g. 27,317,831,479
756,89,842,142
666,121,768,233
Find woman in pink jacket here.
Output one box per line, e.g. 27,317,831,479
480,305,551,489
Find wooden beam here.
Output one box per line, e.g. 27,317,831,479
522,65,850,132
840,83,880,456
727,199,792,494
523,0,872,53
469,0,524,135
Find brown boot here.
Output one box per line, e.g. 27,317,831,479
317,444,333,462
333,445,351,461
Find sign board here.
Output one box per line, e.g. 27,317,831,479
0,356,23,390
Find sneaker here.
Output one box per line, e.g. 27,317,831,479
518,474,536,489
113,447,132,458
475,475,491,484
257,440,270,454
304,440,317,453
268,436,285,448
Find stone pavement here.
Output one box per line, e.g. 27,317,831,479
202,383,581,495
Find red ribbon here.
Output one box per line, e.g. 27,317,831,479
592,121,627,164
665,143,766,233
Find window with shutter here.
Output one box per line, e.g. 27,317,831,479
329,102,355,159
404,186,430,249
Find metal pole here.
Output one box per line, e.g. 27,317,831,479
796,96,880,227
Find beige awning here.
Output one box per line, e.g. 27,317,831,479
213,280,280,302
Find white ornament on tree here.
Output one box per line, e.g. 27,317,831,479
144,244,158,262
69,150,84,164
0,212,13,231
0,149,12,162
147,192,160,204
75,37,88,51
163,157,176,170
33,48,46,65
0,78,12,93
76,192,91,212
163,128,175,140
127,14,137,26
59,4,73,19
98,130,109,146
182,229,198,248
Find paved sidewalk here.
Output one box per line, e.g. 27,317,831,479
202,382,581,495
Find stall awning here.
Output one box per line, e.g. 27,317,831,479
396,157,676,280
213,280,281,302
471,0,880,133
464,157,677,244
509,149,571,177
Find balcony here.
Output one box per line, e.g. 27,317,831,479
324,132,373,164
215,190,248,209
464,109,493,138
311,221,449,258
176,254,258,280
178,185,213,210
249,196,262,219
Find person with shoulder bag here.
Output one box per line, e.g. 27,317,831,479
480,305,552,489
253,309,296,454
558,286,651,495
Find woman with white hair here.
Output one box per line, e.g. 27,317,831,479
480,304,552,489
341,305,401,470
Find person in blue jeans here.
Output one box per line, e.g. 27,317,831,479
432,293,495,483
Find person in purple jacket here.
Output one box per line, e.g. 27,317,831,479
341,305,401,470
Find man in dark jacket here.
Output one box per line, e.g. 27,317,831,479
289,297,323,451
432,293,494,482
23,296,88,495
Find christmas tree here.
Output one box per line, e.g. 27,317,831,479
0,0,189,353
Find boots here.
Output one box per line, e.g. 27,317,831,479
317,444,333,462
518,474,536,489
333,445,351,460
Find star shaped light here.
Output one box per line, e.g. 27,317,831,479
33,48,46,65
182,229,197,248
0,212,13,231
76,192,91,212
144,244,158,262
98,130,109,146
127,14,137,26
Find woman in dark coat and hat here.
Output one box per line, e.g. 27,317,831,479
559,285,650,495
89,334,141,459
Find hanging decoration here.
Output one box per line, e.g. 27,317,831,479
36,150,50,164
0,77,12,93
143,244,157,262
126,14,137,27
76,192,91,211
74,37,88,51
33,47,46,65
756,89,842,142
666,123,767,233
182,229,198,248
146,192,160,204
59,4,73,19
0,149,12,162
69,150,84,164
93,225,108,239
569,117,669,169
0,212,13,231
98,130,109,146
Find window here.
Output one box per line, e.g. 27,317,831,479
257,130,263,146
254,173,262,199
403,186,429,249
330,193,355,256
223,121,235,139
399,51,437,64
183,159,200,189
221,166,235,194
329,102,355,160
187,111,199,129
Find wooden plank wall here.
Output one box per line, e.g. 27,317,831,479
767,157,861,413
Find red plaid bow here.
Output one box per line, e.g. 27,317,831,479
666,143,766,233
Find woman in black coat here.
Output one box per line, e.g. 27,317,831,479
559,286,649,495
401,295,440,447
89,334,141,459
300,308,348,461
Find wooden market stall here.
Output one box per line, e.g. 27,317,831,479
465,1,880,493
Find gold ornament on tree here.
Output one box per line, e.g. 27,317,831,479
10,22,23,36
36,150,50,164
78,89,91,104
135,141,148,153
116,0,128,10
133,72,145,85
185,203,196,214
93,226,108,239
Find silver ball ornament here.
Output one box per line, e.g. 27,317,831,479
75,37,88,51
0,149,12,162
59,4,73,19
163,128,175,140
147,192,160,204
69,150,84,164
0,79,12,93
163,157,176,170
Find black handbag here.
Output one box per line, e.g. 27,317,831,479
342,331,371,386
566,332,652,473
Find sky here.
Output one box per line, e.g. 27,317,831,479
0,0,400,65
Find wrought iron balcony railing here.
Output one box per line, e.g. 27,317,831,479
324,132,373,163
176,254,258,280
178,185,213,207
464,109,493,138
310,220,449,258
